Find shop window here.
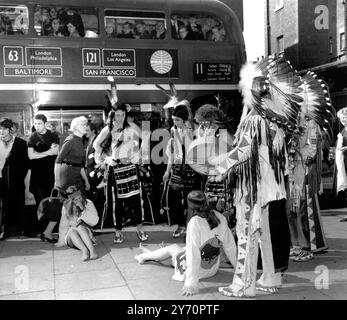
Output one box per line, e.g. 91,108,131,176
34,6,99,38
0,5,29,36
171,13,226,41
277,35,284,53
104,10,166,39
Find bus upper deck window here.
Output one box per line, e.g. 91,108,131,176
104,9,166,40
34,6,99,38
0,5,29,36
171,13,226,42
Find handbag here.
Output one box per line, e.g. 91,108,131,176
37,188,66,222
77,201,99,227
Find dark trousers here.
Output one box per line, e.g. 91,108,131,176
113,193,142,231
257,199,291,272
1,188,26,234
167,188,187,227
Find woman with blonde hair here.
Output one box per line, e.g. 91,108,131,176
54,116,90,192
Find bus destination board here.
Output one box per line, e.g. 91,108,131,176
83,48,136,77
193,62,232,82
3,46,63,77
82,48,178,78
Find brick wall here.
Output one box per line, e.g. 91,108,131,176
266,0,299,67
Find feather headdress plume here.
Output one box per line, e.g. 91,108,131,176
239,54,303,134
106,76,118,107
298,71,336,142
106,76,131,112
155,81,191,110
155,81,179,109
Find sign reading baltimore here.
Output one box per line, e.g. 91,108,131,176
26,47,62,66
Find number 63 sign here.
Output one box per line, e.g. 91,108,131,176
3,46,24,66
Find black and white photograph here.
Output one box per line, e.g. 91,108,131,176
0,0,346,306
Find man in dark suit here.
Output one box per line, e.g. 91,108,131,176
0,118,30,239
187,14,204,40
170,14,184,39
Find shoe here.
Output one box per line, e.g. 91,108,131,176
256,285,279,293
293,249,313,262
218,286,255,298
339,216,347,222
289,246,301,258
113,231,124,244
40,233,58,243
173,226,186,238
136,230,148,242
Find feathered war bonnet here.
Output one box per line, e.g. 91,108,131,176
238,54,303,135
298,71,336,142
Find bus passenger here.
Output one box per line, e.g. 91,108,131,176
171,15,185,39
178,25,194,41
134,190,236,296
187,14,204,40
134,22,151,39
67,17,84,37
211,25,225,42
105,19,116,38
0,118,30,240
93,104,148,244
13,9,29,35
0,16,14,35
28,114,60,243
49,7,58,20
151,21,166,39
65,8,84,36
115,24,123,37
50,18,64,37
202,16,218,41
117,22,134,39
54,116,90,193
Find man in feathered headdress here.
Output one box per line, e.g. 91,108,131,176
188,54,302,297
287,72,334,261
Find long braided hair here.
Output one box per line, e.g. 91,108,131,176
100,103,130,154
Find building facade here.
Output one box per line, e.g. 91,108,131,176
265,0,347,110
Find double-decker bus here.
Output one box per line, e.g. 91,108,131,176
0,0,246,137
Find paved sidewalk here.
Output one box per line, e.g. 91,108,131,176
0,214,346,300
